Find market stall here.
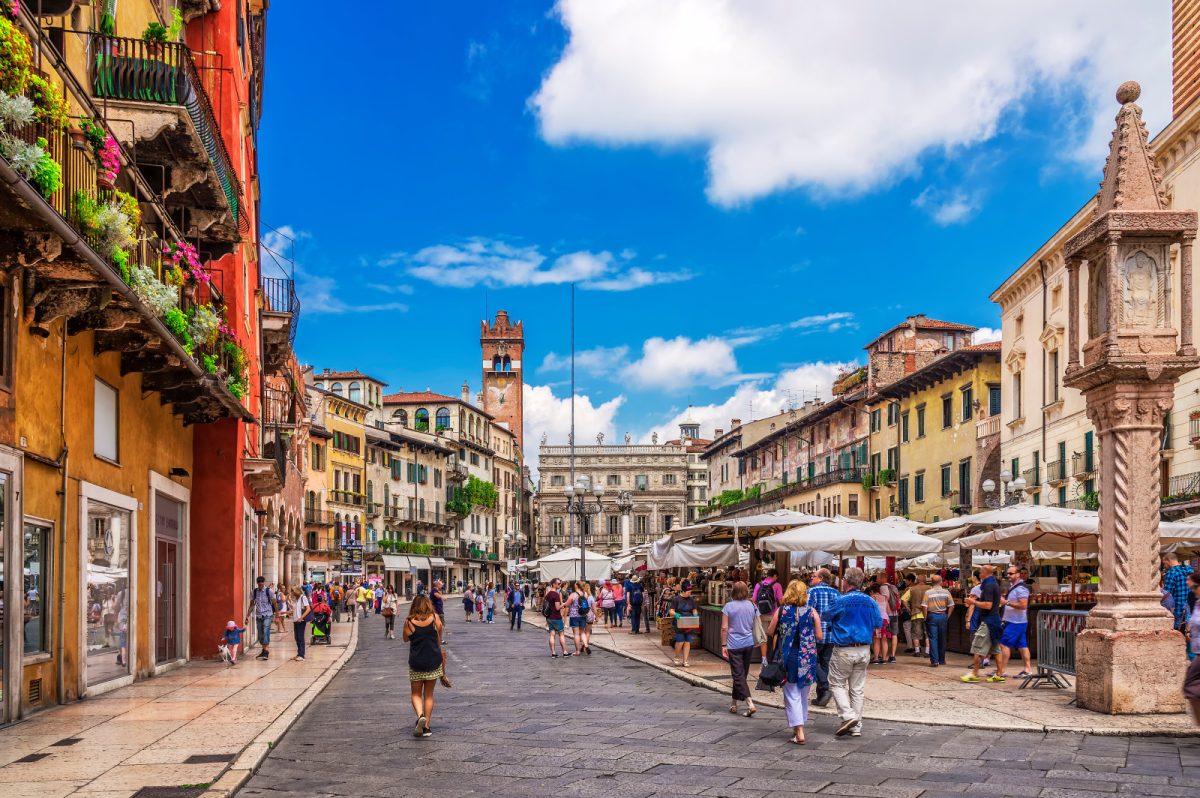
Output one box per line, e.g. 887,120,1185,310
533,546,614,582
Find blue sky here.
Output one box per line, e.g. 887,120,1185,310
259,1,1171,452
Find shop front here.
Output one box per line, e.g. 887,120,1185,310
151,473,189,671
80,482,137,695
0,449,22,725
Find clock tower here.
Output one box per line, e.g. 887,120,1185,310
481,310,524,449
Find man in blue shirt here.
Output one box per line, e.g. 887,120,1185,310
1164,554,1194,630
820,567,882,737
807,567,840,707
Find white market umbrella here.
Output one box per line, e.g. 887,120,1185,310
761,518,943,558
918,504,1096,541
535,546,614,582
648,536,740,570
671,508,826,543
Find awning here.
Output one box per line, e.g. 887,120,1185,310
429,557,448,567
409,556,431,571
382,554,411,570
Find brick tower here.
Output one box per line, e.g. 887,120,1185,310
481,310,524,448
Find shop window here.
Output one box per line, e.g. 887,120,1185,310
85,498,132,687
94,379,119,462
23,522,50,655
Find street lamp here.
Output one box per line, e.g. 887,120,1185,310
981,469,1027,509
566,478,604,580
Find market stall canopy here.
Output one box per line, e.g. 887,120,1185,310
534,546,614,582
761,518,943,557
960,515,1200,552
648,537,741,570
918,504,1096,543
381,554,412,570
673,508,827,542
897,552,1012,570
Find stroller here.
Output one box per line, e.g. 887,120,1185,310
309,600,332,646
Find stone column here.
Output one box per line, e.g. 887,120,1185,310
1066,259,1081,369
1074,382,1184,713
620,513,631,552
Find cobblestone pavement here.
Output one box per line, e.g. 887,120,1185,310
241,611,1200,797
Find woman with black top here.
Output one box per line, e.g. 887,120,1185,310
404,595,444,738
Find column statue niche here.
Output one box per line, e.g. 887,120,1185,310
1063,81,1198,714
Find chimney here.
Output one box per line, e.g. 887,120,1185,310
714,428,724,438
461,382,470,403
1176,0,1200,116
731,418,741,429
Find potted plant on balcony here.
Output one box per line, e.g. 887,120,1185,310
96,132,119,190
162,239,211,302
142,21,168,56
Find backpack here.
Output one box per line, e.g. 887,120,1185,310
256,587,280,614
755,582,778,615
576,593,591,614
542,592,555,618
628,584,644,604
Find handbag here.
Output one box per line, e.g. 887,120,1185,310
752,615,767,646
382,606,395,618
757,658,786,688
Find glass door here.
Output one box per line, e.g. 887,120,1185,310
85,499,132,688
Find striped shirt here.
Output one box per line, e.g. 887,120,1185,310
922,587,954,615
808,583,839,638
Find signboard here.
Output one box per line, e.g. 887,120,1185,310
518,557,528,565
340,542,364,576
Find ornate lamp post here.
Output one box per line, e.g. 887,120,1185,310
1062,81,1197,713
565,479,604,581
616,490,633,551
980,471,1027,509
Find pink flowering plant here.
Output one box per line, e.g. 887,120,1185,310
98,133,120,184
161,239,211,285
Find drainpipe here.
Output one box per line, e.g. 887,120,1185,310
1039,259,1049,498
55,321,68,706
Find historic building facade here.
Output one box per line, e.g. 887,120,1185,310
536,428,691,557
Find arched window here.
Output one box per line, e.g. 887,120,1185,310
383,484,390,507
435,407,450,431
348,382,362,403
335,512,343,538
330,382,344,396
366,480,373,503
415,408,429,431
503,355,511,372
393,408,408,427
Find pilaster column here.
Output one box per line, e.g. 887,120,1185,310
1181,235,1195,355
1066,258,1081,370
620,513,631,552
1105,232,1122,359
1074,380,1185,713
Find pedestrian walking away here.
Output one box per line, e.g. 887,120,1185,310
627,575,646,634
485,582,496,623
566,581,594,655
720,581,758,717
463,586,475,622
767,579,822,745
272,583,287,635
509,583,525,630
752,568,783,663
544,578,570,657
290,585,312,662
330,583,343,623
822,567,881,737
246,575,278,660
404,595,445,738
921,575,954,667
430,580,446,642
613,578,625,626
806,568,839,707
374,583,384,615
382,583,401,639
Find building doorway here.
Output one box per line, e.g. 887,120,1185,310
81,483,137,693
154,488,186,666
0,452,22,725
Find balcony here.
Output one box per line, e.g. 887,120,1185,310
0,21,249,426
365,501,382,517
446,456,469,483
261,277,299,375
1164,471,1200,508
305,508,335,526
1022,466,1041,489
976,415,1001,439
329,490,364,507
1071,452,1096,479
1044,460,1068,484
88,34,246,254
261,386,298,429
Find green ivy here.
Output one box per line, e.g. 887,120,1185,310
201,353,217,374
111,248,129,283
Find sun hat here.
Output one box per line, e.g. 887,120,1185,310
226,620,237,629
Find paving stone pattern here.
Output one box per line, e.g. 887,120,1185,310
241,612,1200,797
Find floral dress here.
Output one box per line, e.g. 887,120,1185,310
776,604,817,688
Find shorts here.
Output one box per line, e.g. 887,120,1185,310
569,617,586,629
874,619,892,639
970,624,1001,657
909,617,926,640
1000,622,1028,650
888,615,900,635
548,619,565,632
674,632,699,644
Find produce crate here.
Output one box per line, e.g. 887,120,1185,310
658,617,675,647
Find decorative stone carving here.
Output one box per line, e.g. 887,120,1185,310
1062,82,1198,714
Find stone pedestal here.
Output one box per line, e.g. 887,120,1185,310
1075,628,1187,714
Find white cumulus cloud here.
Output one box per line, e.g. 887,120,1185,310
524,384,625,475
532,0,1170,206
404,239,691,292
641,361,857,443
972,327,1003,344
539,345,631,375
621,336,750,390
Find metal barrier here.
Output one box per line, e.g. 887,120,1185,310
1021,609,1089,690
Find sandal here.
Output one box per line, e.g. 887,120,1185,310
682,661,691,668
790,736,806,745
744,706,757,718
729,704,738,714
673,659,681,666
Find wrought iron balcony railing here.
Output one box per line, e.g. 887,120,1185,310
88,33,245,231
